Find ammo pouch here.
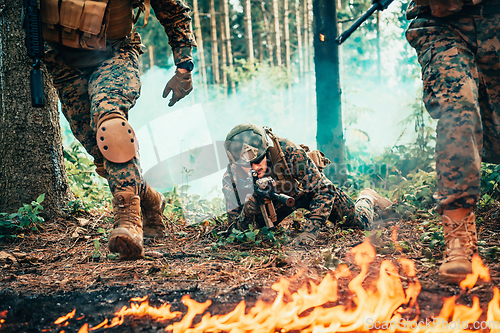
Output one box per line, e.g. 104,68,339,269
40,0,136,51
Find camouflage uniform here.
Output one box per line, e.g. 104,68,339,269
406,1,500,213
43,0,197,196
222,135,375,230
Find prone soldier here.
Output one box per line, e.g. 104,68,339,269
221,124,393,245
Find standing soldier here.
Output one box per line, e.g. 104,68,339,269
406,0,500,283
40,0,196,259
222,124,393,244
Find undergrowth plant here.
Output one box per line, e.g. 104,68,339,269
0,194,45,239
64,140,110,213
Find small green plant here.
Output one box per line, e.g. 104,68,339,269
91,238,102,259
64,140,110,212
0,194,45,239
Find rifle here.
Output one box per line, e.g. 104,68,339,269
22,0,45,107
336,0,394,45
251,170,295,228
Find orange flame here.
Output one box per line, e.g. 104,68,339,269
54,309,76,324
460,254,491,290
70,239,498,332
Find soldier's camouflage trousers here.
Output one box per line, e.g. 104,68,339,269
43,39,145,195
406,15,500,212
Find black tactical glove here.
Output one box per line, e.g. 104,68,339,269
240,195,260,220
163,69,193,107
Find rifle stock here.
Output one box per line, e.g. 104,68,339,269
23,0,45,107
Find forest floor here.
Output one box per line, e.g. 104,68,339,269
0,203,500,333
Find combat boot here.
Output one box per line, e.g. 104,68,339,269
439,212,477,284
141,183,166,238
108,191,145,260
357,188,393,210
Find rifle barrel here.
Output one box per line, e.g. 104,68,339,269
336,3,379,45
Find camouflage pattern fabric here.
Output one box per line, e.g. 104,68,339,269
222,136,375,230
406,6,500,212
151,0,197,65
42,0,196,195
44,36,145,195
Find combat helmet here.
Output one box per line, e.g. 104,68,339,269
224,124,273,166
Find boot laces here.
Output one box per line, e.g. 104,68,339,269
444,220,474,261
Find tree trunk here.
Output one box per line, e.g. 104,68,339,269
261,1,274,67
192,0,208,98
223,0,236,93
219,14,228,97
313,0,345,181
377,11,381,83
148,45,154,69
272,0,282,66
302,0,309,74
284,0,291,81
244,0,254,64
210,0,220,84
295,0,303,78
0,3,72,218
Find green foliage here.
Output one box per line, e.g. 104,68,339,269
392,169,437,218
481,163,500,202
162,186,225,224
64,140,110,212
212,226,286,249
0,194,45,239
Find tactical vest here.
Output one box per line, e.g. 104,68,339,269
40,0,150,51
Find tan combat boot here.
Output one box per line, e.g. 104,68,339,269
439,212,477,284
108,191,145,260
357,188,393,210
141,183,166,238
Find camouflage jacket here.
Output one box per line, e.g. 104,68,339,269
151,0,197,65
222,136,336,226
406,0,500,20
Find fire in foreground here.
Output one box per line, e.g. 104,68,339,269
53,239,499,333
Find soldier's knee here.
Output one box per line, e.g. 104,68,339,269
96,114,139,163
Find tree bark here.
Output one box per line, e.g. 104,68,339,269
148,45,154,69
295,0,303,78
272,0,282,66
261,1,274,67
284,0,291,80
192,0,208,97
210,0,220,84
313,0,346,181
244,0,254,64
302,0,309,74
0,3,72,218
219,14,228,97
223,0,236,93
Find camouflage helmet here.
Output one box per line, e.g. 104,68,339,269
224,124,273,166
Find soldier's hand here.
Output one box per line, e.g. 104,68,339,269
241,194,259,220
162,68,193,107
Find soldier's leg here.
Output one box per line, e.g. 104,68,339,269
89,36,162,258
326,186,377,229
43,49,105,176
477,17,500,166
406,18,481,284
